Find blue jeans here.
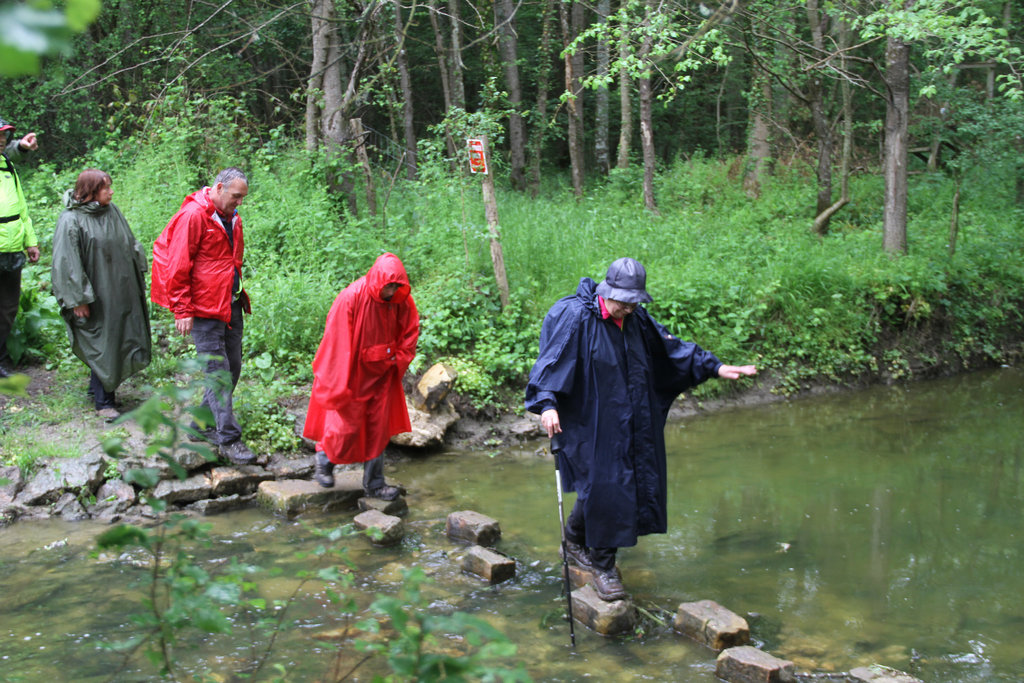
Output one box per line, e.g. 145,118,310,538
190,300,244,445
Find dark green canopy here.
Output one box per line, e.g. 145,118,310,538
51,190,151,392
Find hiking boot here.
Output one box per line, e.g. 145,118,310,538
313,451,335,488
561,539,594,571
365,485,401,501
591,567,628,602
187,424,216,443
220,440,257,465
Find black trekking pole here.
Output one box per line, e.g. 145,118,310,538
551,434,576,648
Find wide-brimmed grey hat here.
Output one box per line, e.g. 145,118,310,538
595,257,653,304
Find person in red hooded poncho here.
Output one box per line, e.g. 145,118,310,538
303,253,419,500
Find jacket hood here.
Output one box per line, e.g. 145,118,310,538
63,188,110,215
575,277,600,313
181,187,218,216
366,253,411,304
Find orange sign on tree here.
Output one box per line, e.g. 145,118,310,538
468,138,488,174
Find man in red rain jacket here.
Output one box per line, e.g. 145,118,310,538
151,168,256,464
304,253,419,499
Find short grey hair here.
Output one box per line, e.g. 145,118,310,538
214,167,248,187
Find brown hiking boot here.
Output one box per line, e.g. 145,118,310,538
561,539,594,571
592,568,628,602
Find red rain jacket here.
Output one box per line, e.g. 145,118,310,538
150,188,248,323
303,253,420,464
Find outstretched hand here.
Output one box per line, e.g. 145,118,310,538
718,364,757,380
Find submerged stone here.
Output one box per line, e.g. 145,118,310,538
674,599,750,651
353,509,405,545
462,545,516,585
716,646,796,683
569,584,636,635
446,510,501,546
257,471,364,517
849,666,924,683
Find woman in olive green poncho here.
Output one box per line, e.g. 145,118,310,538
51,169,151,419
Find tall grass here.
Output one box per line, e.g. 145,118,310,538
12,109,1024,407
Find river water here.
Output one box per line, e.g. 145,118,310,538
1,367,1021,681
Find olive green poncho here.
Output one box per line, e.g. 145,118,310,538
51,190,151,392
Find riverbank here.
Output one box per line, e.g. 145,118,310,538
2,350,1017,529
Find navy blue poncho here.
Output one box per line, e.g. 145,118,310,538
525,277,722,549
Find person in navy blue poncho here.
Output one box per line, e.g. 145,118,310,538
525,258,756,601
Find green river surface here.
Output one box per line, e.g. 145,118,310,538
1,367,1022,682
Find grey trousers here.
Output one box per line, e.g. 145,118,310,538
0,266,21,364
362,454,386,492
191,300,244,446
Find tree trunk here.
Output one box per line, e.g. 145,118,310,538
350,118,378,216
743,63,771,198
305,0,333,152
478,136,510,308
616,37,632,169
571,1,586,172
494,0,526,190
807,0,834,235
448,0,466,110
428,0,457,159
639,71,658,214
394,0,417,180
528,0,555,197
594,0,611,175
948,176,961,255
560,0,584,198
882,25,911,254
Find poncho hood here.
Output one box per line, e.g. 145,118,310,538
63,188,109,215
366,252,411,304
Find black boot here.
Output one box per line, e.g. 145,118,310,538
314,451,335,488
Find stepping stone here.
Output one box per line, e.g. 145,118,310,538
716,646,796,683
569,584,636,635
446,510,501,546
353,509,405,546
462,545,515,584
674,599,750,651
152,474,213,504
850,666,924,683
358,495,409,516
209,465,275,496
257,471,364,517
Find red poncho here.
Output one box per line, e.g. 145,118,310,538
303,253,420,464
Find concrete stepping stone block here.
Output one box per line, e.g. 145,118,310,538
850,666,924,683
152,474,213,504
569,584,636,635
446,510,501,546
358,495,409,517
674,599,750,651
209,465,275,496
353,509,405,546
257,471,364,517
716,646,796,683
462,545,516,584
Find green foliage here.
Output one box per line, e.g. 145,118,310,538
0,0,101,76
233,378,303,454
7,264,63,365
357,567,530,683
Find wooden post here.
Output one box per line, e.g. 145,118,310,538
349,118,378,216
475,136,510,308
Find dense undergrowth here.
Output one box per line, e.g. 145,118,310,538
8,102,1024,425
